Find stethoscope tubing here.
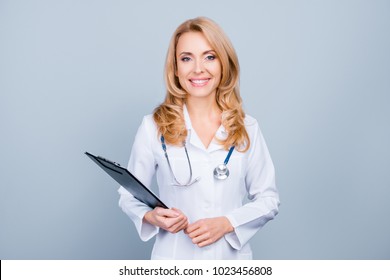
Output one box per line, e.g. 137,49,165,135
160,136,234,186
224,146,235,165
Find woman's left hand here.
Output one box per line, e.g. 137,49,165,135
185,216,234,247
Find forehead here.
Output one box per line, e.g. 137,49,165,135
176,31,213,54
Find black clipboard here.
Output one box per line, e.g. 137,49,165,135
85,151,168,209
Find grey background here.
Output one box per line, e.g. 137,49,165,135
1,0,389,259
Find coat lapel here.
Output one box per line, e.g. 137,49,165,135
183,105,228,153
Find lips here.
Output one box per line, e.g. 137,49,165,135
189,78,210,87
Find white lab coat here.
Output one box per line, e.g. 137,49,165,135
118,106,280,259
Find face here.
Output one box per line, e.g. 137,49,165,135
175,31,222,100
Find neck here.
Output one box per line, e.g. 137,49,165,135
186,96,220,121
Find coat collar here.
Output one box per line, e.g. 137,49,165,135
183,105,227,153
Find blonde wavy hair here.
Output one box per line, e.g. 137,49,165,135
153,17,249,152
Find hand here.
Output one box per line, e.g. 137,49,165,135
143,207,188,233
185,216,234,247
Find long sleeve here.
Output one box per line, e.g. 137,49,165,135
225,121,280,250
118,116,159,241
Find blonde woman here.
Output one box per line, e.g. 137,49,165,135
118,17,280,259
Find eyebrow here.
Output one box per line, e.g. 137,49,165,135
178,50,215,56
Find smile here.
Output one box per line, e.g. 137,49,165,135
189,79,210,87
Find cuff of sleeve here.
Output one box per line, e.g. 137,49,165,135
136,210,159,242
224,214,243,250
118,187,159,242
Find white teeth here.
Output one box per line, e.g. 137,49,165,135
191,79,208,84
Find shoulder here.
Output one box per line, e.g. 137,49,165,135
244,114,260,131
243,114,267,145
135,114,158,138
142,114,155,125
138,114,157,129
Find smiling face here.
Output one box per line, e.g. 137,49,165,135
175,31,222,101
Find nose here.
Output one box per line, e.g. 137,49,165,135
193,59,204,74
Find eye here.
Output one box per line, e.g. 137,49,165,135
205,54,216,61
180,56,191,62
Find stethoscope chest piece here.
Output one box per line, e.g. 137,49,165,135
213,164,230,180
213,146,235,180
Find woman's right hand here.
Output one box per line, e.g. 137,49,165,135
143,207,188,233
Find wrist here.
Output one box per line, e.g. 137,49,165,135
223,216,234,233
143,210,153,224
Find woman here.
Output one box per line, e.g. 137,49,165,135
118,17,279,259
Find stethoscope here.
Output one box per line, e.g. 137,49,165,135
161,136,234,186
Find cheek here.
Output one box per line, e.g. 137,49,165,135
176,64,189,80
213,68,222,84
177,65,194,88
176,71,187,87
210,63,222,79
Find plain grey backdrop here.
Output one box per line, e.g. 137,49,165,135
1,0,389,259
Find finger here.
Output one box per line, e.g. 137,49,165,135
160,212,188,230
191,231,211,244
156,208,180,218
176,215,189,229
187,227,205,239
160,215,185,229
186,219,210,236
196,239,213,248
191,235,213,248
166,213,186,227
169,217,189,233
185,221,202,234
